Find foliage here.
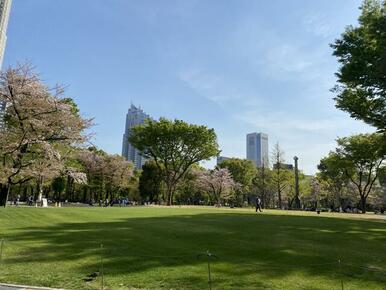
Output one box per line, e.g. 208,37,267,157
77,148,133,202
285,170,307,209
175,166,206,205
331,0,386,131
51,176,66,201
298,176,320,210
139,160,163,203
252,165,274,208
129,118,220,205
318,133,385,212
218,158,256,206
317,152,351,209
195,167,237,205
0,64,91,206
271,142,292,208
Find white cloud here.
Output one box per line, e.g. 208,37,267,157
177,13,371,175
259,42,335,86
179,69,222,99
265,44,313,74
303,13,333,38
232,109,374,174
236,111,356,133
179,69,262,107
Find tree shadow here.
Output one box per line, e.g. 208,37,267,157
1,210,386,289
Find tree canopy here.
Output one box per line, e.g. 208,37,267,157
129,118,219,205
0,64,91,206
138,160,163,203
196,167,237,205
218,158,256,205
319,133,385,212
331,0,386,131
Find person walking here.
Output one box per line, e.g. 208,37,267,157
255,196,262,213
28,195,34,206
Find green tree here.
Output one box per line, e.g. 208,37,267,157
317,152,350,209
174,167,202,205
139,160,163,203
252,164,273,208
218,158,256,206
77,148,133,203
271,143,292,209
335,133,385,212
51,176,66,202
331,0,386,131
129,118,219,205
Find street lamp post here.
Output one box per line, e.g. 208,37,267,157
294,156,301,209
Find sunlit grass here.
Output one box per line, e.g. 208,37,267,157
0,206,385,289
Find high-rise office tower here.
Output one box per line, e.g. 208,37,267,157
0,0,12,130
0,0,11,66
122,104,151,169
0,100,5,128
246,132,269,168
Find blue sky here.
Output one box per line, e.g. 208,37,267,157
5,0,374,174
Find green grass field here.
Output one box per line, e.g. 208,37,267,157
0,207,385,290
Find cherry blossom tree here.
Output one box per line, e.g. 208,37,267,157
77,148,133,202
196,168,237,205
0,64,91,206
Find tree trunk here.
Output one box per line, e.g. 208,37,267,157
166,184,174,206
294,196,301,209
360,195,367,213
277,184,282,209
0,183,11,207
37,176,44,202
65,176,71,201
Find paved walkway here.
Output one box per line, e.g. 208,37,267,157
0,284,64,290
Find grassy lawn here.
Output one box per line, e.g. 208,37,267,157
0,207,385,290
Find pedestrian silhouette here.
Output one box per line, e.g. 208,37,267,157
255,196,262,213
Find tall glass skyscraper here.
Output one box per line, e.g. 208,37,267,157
0,0,11,66
0,0,12,130
122,104,151,169
246,132,269,168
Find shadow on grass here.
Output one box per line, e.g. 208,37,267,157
2,211,386,289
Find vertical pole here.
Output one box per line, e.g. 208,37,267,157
100,244,104,290
293,156,300,209
338,259,344,290
207,259,212,290
0,239,4,262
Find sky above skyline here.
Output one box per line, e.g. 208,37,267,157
5,0,375,174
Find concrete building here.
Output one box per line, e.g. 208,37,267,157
216,156,230,165
0,0,11,66
246,132,269,168
273,163,294,170
0,0,12,130
0,99,5,129
122,104,151,169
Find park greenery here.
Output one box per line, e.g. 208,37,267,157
0,1,385,289
0,63,384,212
331,0,386,132
0,207,385,290
318,0,386,213
129,118,220,205
0,0,384,213
318,134,385,213
0,64,91,206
